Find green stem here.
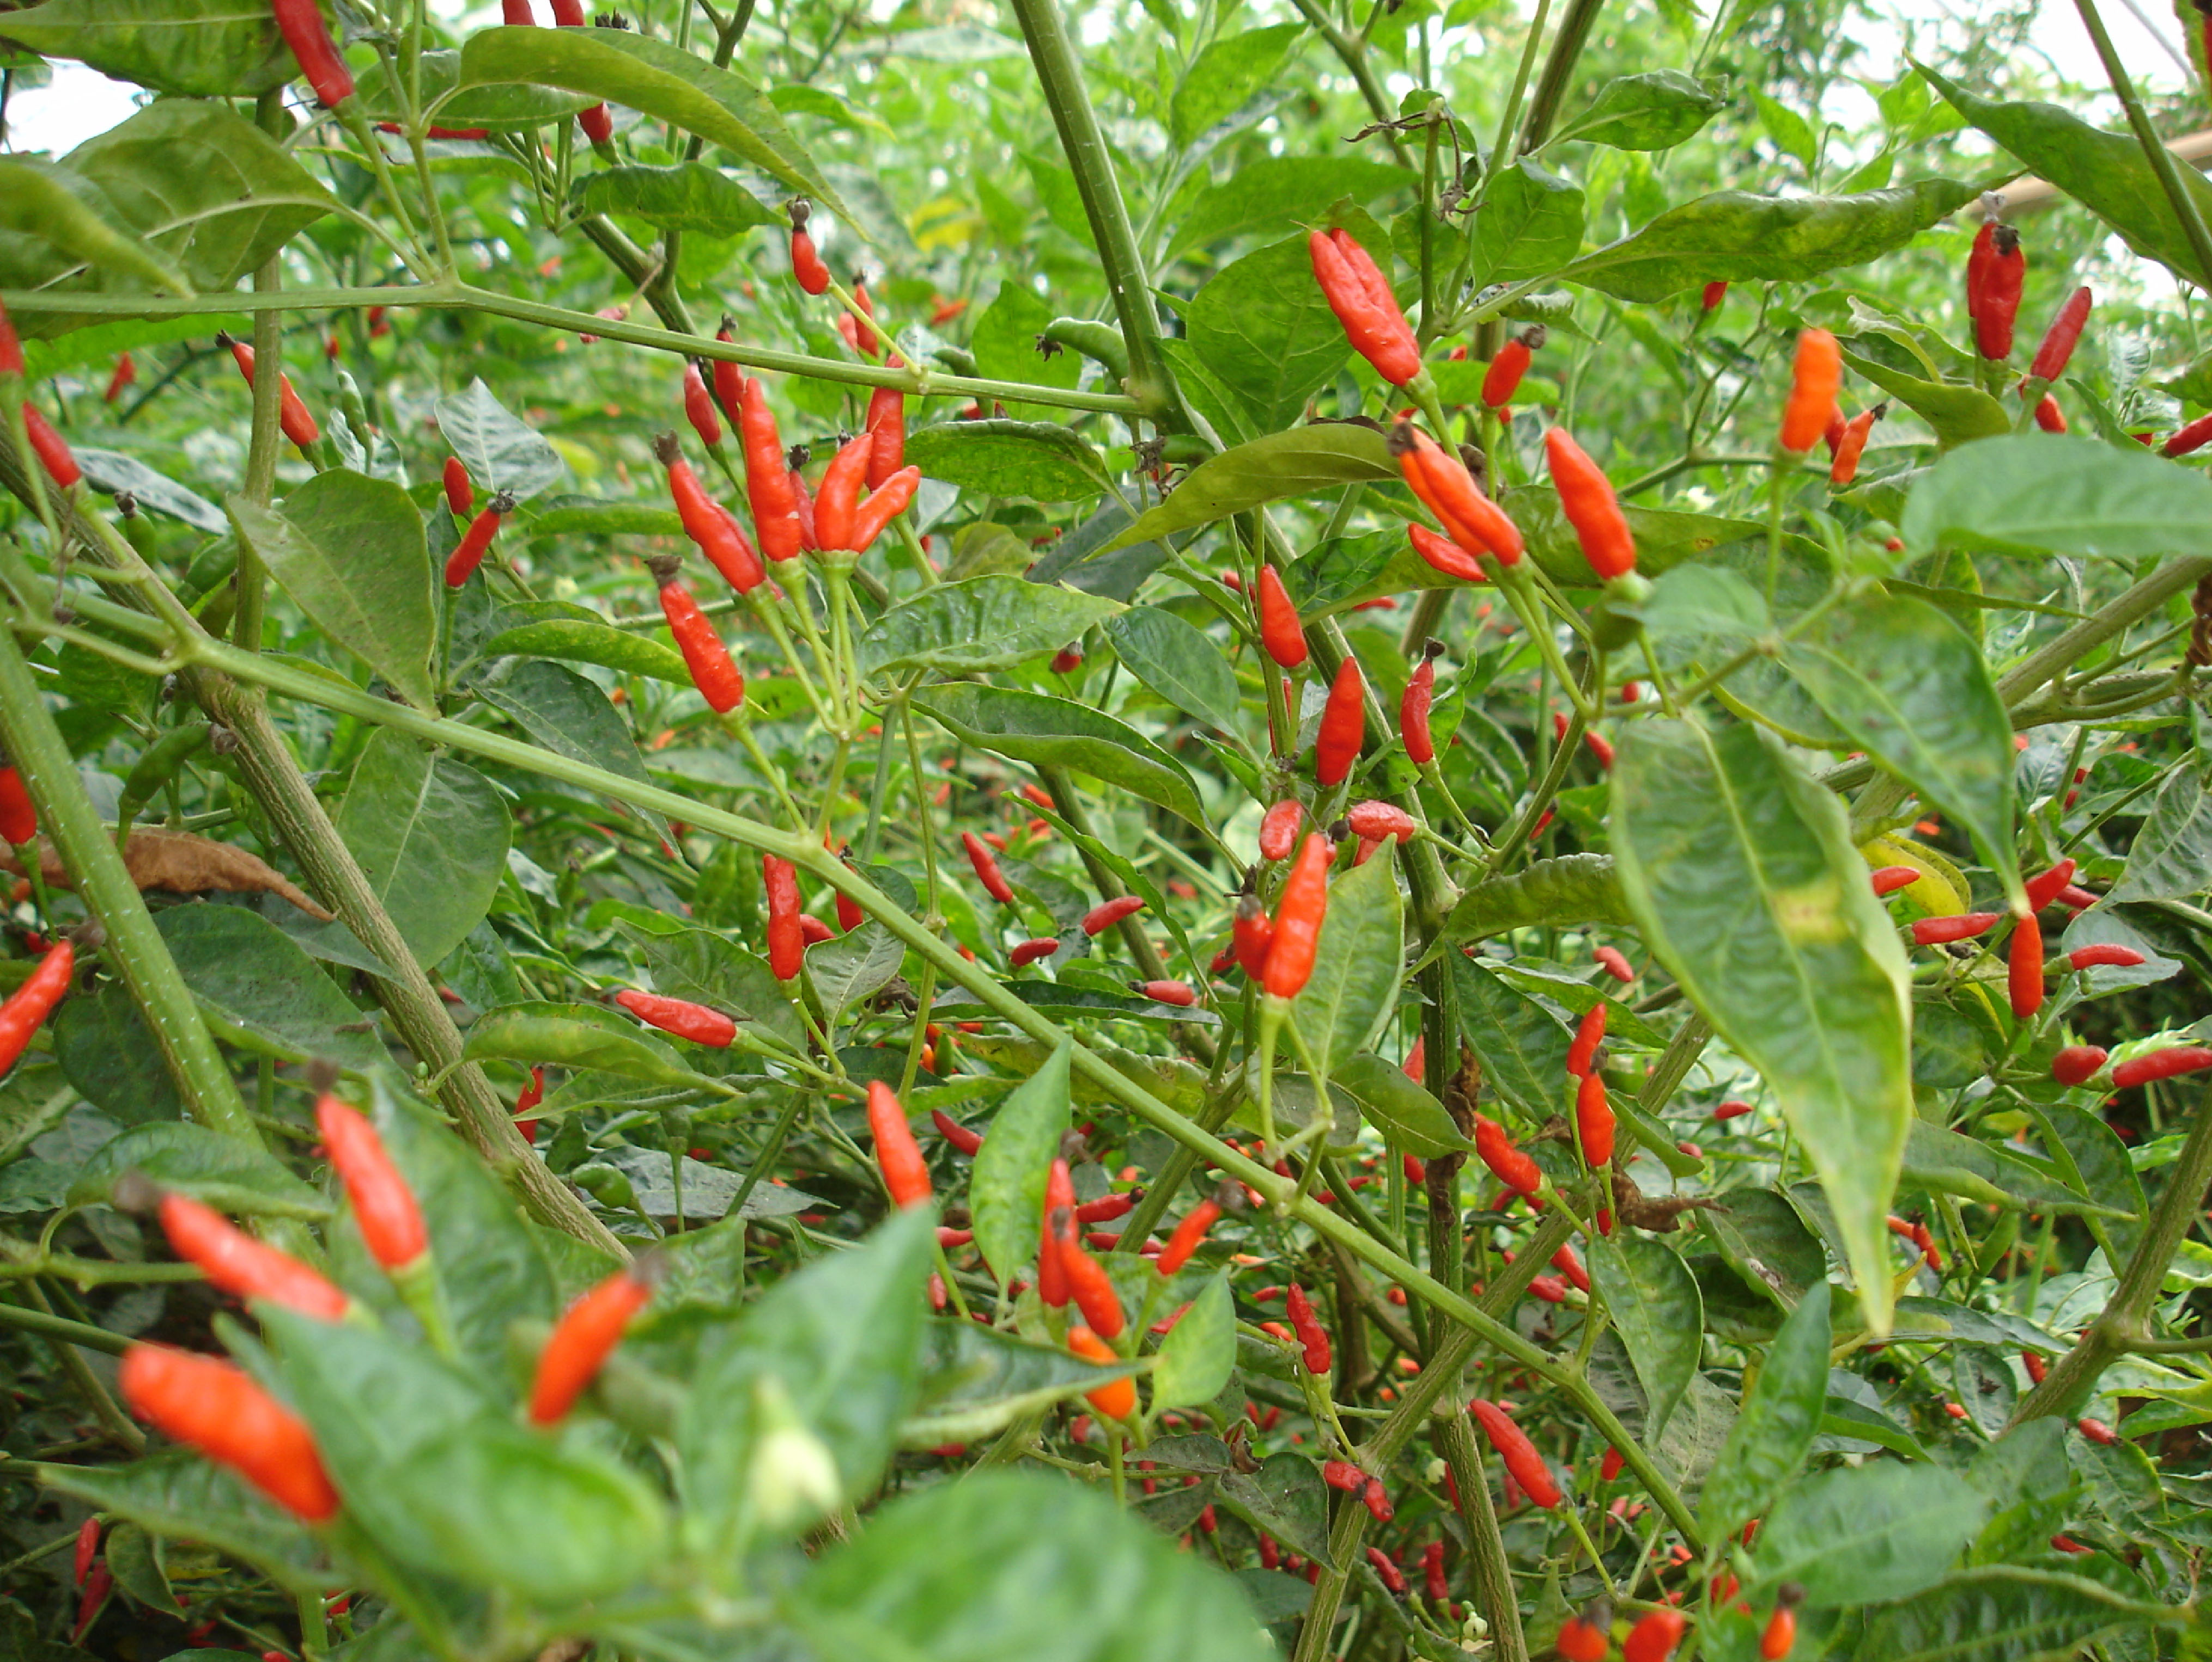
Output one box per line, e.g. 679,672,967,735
0,1294,130,1355
2073,0,2212,294
1515,0,1606,154
1284,0,1412,166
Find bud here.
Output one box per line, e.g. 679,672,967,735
748,1377,842,1530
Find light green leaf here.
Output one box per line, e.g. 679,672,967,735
1153,1275,1235,1411
1747,1461,1988,1608
1181,230,1356,433
335,730,513,971
1469,158,1586,287
436,379,564,502
1102,425,1397,553
903,420,1111,501
859,577,1122,677
1699,1281,1831,1538
460,1001,709,1088
1554,70,1727,151
0,0,294,97
1103,606,1241,733
1329,1052,1471,1158
477,618,691,684
1169,23,1303,145
914,684,1206,827
1588,1234,1703,1438
1900,432,2212,562
0,159,191,297
2110,769,2212,904
1289,854,1402,1083
1445,953,1571,1127
1841,344,2012,449
571,162,780,236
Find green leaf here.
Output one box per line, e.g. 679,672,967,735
475,660,663,840
154,904,385,1074
335,730,512,972
477,618,691,684
1747,1461,1989,1608
1445,953,1571,1127
457,25,846,218
1429,854,1631,956
970,1040,1071,1289
1611,720,1913,1334
620,925,804,1051
435,379,564,502
1554,70,1727,151
460,1001,711,1089
51,982,180,1125
1857,1567,2166,1662
903,420,1111,501
355,47,594,129
683,1208,937,1529
1102,424,1397,552
904,1319,1139,1446
68,1122,330,1219
0,159,191,299
229,471,435,712
1181,230,1356,433
807,922,903,1022
1103,606,1241,732
1329,1052,1472,1158
1698,1189,1828,1309
73,448,223,532
524,497,683,540
1289,854,1402,1083
1699,1281,1831,1538
1217,1451,1334,1563
1840,344,2012,448
1904,1119,2117,1215
2109,768,2212,904
1921,62,2212,289
1588,1235,1703,1438
40,1453,326,1596
1900,431,2212,562
0,102,332,337
1153,1274,1235,1411
914,684,1206,827
0,0,295,97
570,161,780,236
1783,589,2020,898
1168,156,1414,260
1170,23,1303,145
1752,90,1819,170
1557,177,1980,302
791,1472,1274,1662
859,576,1122,677
1470,159,1587,287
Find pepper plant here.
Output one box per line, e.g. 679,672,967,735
0,0,2209,1658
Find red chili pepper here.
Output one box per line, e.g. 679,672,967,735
0,296,20,373
1416,1539,1446,1602
1401,643,1443,768
847,279,879,355
1074,1190,1138,1225
682,363,722,448
442,456,473,518
1911,911,2001,945
864,381,907,489
1232,892,1275,979
1545,428,1637,580
1714,1099,1755,1122
1557,1612,1609,1662
73,1517,99,1588
1594,946,1634,983
272,0,355,106
1346,802,1414,846
2024,859,2077,910
1977,225,2025,360
2068,944,2143,971
1010,937,1059,967
1285,1282,1331,1374
1263,832,1334,1002
443,492,512,588
653,433,764,593
2023,1350,2048,1384
70,1565,111,1648
217,333,319,448
1308,228,1421,386
1600,1446,1625,1482
787,199,831,295
1080,895,1145,936
2051,1533,2091,1554
1468,1397,1559,1507
1156,1196,1222,1275
1315,656,1366,787
712,318,746,422
1567,1001,1606,1078
1965,220,1996,324
2029,286,2092,383
104,354,135,404
160,1194,350,1321
0,940,71,1074
761,854,803,981
1392,422,1523,563
615,989,737,1048
120,1344,339,1520
1258,800,1304,862
0,767,35,848
2051,1044,2107,1085
1255,564,1308,669
1060,1234,1125,1337
866,1079,932,1209
794,913,834,947
1702,279,1729,312
1551,1242,1590,1295
813,430,874,552
1407,521,1489,584
648,556,744,713
961,831,1014,903
736,378,804,562
1780,328,1843,453
1037,1158,1076,1307
928,1108,983,1156
1828,406,1880,487
1623,1609,1686,1662
1759,1602,1798,1660
528,1263,654,1424
515,1065,544,1142
1134,979,1197,1007
2034,394,2067,433
22,403,80,489
1575,1072,1615,1168
2112,1045,2212,1088
1365,1545,1406,1593
315,1094,427,1271
2008,913,2044,1018
1482,327,1543,408
1870,865,1919,897
1474,1115,1542,1198
2164,412,2212,457
2078,1415,2117,1445
1821,406,1848,459
1067,1324,1135,1419
846,466,921,553
1322,1459,1365,1491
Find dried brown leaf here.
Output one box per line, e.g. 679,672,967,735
2,829,333,920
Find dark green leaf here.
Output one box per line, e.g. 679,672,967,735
860,576,1122,677
230,470,435,711
971,1040,1071,1291
477,619,691,684
1182,232,1354,433
1900,433,2212,562
570,162,778,235
1289,854,1401,1083
1329,1052,1472,1157
0,0,293,96
1445,954,1571,1126
620,924,803,1051
903,419,1111,500
40,1454,327,1594
1217,1451,1334,1564
1856,1567,2156,1661
1697,1189,1828,1308
1103,425,1397,553
74,448,223,531
1700,1281,1831,1538
807,921,903,1021
1470,159,1587,287
1430,855,1631,954
1103,606,1242,732
476,659,664,840
435,380,563,503
155,904,385,1074
904,1318,1138,1446
2109,769,2212,904
52,981,181,1125
334,730,511,972
1554,70,1727,151
460,1001,710,1089
1904,1119,2115,1215
1748,1461,1988,1608
68,1122,329,1219
914,684,1206,827
1558,178,1979,302
1588,1235,1703,1438
1612,721,1913,1332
